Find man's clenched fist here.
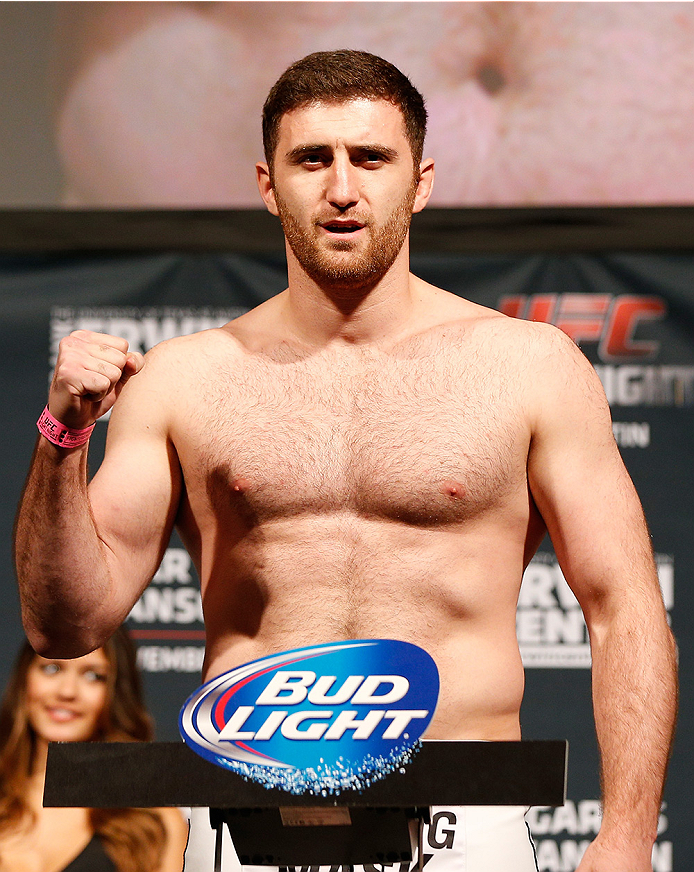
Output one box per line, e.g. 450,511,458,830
48,330,145,429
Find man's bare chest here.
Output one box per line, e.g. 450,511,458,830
175,347,529,526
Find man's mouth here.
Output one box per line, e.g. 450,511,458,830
320,220,365,234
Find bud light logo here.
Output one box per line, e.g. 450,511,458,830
179,640,439,795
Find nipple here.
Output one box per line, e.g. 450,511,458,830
231,477,250,493
441,480,465,500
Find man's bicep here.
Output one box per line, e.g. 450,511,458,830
527,335,658,623
87,390,182,605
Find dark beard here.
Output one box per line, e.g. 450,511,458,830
275,183,418,295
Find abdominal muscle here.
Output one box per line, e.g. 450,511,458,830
191,511,527,742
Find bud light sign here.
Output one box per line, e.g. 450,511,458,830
179,639,439,795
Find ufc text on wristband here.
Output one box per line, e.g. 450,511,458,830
37,406,95,449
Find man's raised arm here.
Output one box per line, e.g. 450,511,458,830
14,330,181,657
526,324,678,872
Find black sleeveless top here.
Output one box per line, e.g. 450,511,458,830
61,836,117,872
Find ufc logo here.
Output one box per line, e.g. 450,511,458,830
498,294,667,361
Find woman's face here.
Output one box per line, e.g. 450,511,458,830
25,649,111,743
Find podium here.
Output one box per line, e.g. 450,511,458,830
45,740,567,867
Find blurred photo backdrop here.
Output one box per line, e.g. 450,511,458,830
2,1,694,209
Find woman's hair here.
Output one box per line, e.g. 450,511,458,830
0,627,167,872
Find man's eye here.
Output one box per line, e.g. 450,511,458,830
360,153,385,167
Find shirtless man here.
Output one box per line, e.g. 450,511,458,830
15,51,676,872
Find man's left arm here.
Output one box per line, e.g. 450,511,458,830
526,325,678,872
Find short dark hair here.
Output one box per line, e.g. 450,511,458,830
262,49,427,168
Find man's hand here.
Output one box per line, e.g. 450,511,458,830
576,837,654,872
48,330,144,430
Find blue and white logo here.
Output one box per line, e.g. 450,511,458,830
179,639,439,795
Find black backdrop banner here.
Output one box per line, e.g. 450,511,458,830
0,211,691,871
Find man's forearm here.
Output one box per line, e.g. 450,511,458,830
14,437,119,656
589,608,678,861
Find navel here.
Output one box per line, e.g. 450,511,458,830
475,61,507,96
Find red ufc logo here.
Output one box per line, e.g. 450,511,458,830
498,294,667,361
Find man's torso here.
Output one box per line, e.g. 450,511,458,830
154,297,548,740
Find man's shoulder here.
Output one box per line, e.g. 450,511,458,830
469,313,593,374
426,296,598,390
427,288,574,350
142,323,245,365
470,309,576,347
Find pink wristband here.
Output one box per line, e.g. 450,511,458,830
37,406,95,448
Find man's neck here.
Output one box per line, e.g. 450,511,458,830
283,244,419,346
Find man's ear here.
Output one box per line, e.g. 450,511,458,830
256,162,279,216
412,158,435,214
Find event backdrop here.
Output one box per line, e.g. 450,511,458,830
0,213,690,870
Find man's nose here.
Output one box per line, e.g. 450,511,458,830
326,157,359,209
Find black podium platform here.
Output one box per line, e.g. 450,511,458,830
45,740,567,866
45,739,566,807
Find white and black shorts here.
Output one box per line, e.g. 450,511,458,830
185,806,539,872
